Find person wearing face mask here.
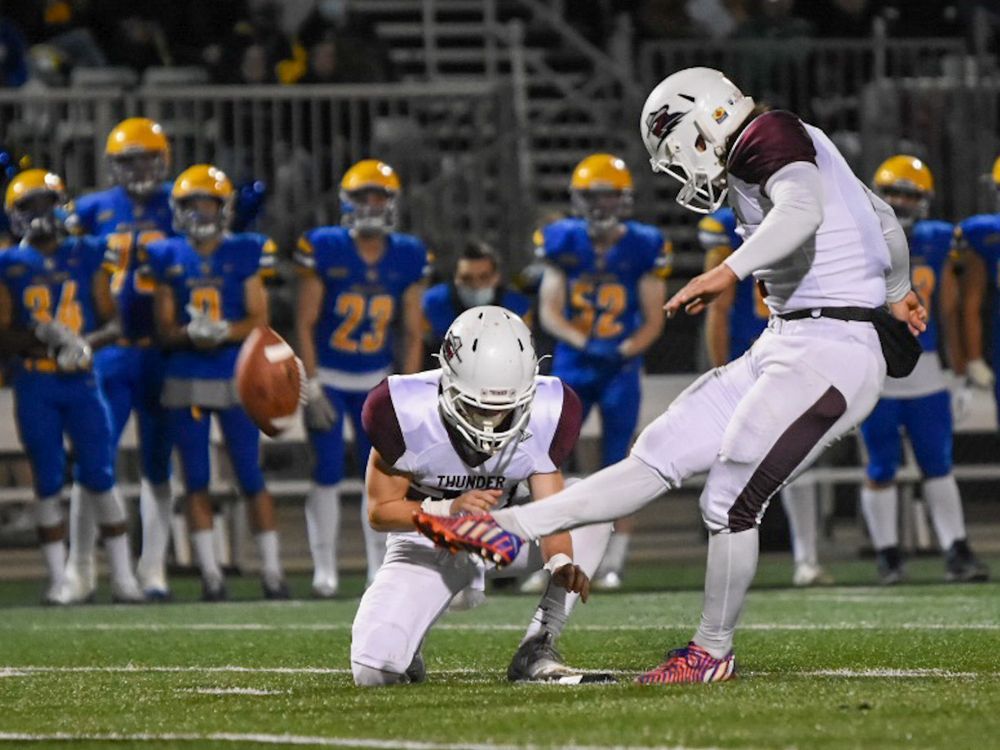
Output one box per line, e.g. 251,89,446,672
532,153,672,591
421,241,531,357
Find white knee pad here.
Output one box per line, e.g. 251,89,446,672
352,662,406,687
90,488,127,526
35,495,64,528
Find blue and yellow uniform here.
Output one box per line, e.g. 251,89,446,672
540,217,671,466
295,226,427,485
72,182,174,485
955,212,1000,406
422,282,530,342
698,208,769,360
0,236,115,498
860,219,955,482
148,232,277,496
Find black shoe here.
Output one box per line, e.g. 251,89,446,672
262,579,290,600
875,546,905,585
201,579,228,602
507,632,616,683
945,539,990,582
405,650,426,684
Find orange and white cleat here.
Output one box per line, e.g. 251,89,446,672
412,512,524,567
635,642,736,685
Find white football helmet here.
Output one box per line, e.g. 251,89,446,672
438,306,538,455
640,67,755,214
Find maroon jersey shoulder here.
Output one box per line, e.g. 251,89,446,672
726,110,816,189
548,383,583,467
361,378,406,465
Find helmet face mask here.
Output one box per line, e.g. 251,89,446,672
571,187,633,235
10,192,62,242
340,186,397,235
436,307,539,456
872,155,934,231
877,186,927,230
172,195,230,242
110,150,167,199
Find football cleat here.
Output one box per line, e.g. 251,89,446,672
405,650,427,684
591,570,623,591
635,642,736,685
875,545,905,585
311,577,339,599
110,576,146,604
412,512,523,567
47,567,96,606
137,566,171,602
792,562,834,587
507,632,616,684
201,577,229,602
262,576,291,600
945,539,990,583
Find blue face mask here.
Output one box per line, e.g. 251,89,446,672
457,285,495,309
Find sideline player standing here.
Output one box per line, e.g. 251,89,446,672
150,164,286,601
295,159,427,597
536,153,670,589
859,156,988,585
414,67,925,683
71,117,176,598
0,169,143,603
350,307,612,685
700,208,829,587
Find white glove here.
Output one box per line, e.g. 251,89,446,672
55,336,92,372
186,304,230,348
967,358,995,389
33,320,76,354
304,379,337,431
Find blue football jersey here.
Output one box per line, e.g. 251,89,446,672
294,227,427,374
956,213,1000,361
148,232,276,380
422,282,531,340
0,236,107,345
698,208,768,361
907,219,953,353
71,183,174,341
541,218,671,371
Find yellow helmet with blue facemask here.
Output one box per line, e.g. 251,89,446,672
339,159,400,235
106,117,170,199
873,155,933,230
4,168,67,241
170,165,234,242
570,153,634,235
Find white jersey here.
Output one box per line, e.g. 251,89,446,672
362,369,580,540
726,110,891,314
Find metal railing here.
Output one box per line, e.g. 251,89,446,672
0,81,530,264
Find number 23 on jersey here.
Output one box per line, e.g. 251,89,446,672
331,293,394,353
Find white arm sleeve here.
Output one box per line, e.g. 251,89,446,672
862,183,911,303
723,162,824,281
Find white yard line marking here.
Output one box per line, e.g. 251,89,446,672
0,732,724,750
178,687,290,695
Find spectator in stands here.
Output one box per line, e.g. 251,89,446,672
7,1,107,70
634,0,700,40
0,14,28,87
736,0,814,38
297,1,394,83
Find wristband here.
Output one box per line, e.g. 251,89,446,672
420,498,454,517
543,552,573,575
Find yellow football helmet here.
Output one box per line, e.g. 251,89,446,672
570,153,633,234
873,155,933,229
339,159,400,234
992,155,1000,188
4,168,67,241
106,117,170,199
170,165,234,241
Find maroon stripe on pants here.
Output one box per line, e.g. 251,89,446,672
727,385,847,532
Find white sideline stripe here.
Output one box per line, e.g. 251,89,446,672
10,622,1000,632
0,732,721,750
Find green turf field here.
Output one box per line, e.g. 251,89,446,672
1,557,999,750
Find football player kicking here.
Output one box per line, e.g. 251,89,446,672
700,208,830,587
414,67,926,684
859,156,988,585
350,306,613,686
0,169,143,603
149,165,287,601
536,153,671,590
70,117,177,599
295,159,427,598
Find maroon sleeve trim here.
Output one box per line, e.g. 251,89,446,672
548,384,583,467
726,110,816,190
361,379,406,465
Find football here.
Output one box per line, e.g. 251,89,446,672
235,326,305,437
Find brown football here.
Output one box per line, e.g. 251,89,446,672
235,326,304,437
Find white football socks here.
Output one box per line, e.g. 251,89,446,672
305,484,340,588
89,487,138,588
923,474,966,551
521,521,613,645
493,456,669,540
597,532,630,576
36,494,66,585
693,528,759,660
137,480,174,588
860,485,899,550
360,491,387,585
781,481,819,567
255,529,284,584
192,528,223,586
66,483,97,580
